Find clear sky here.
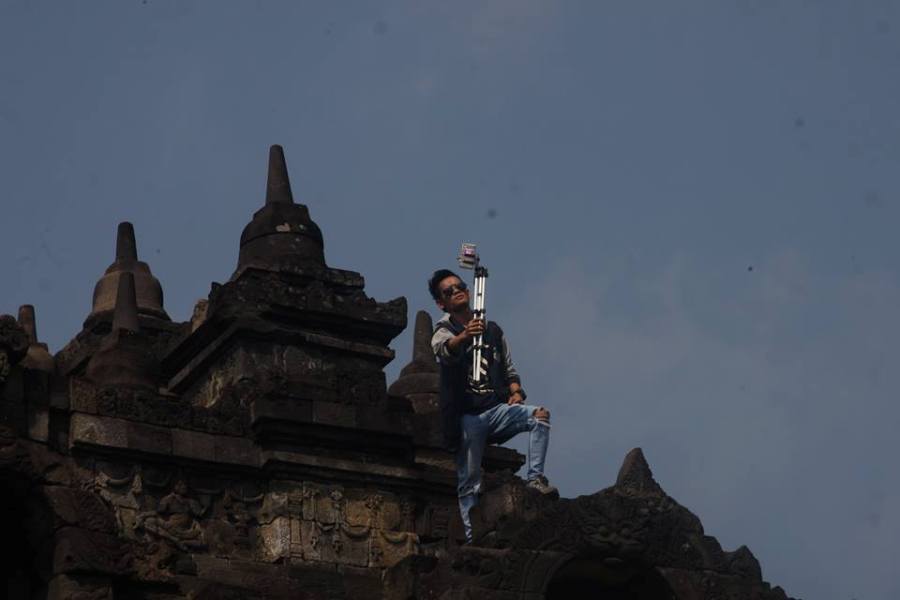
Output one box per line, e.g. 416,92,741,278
2,2,899,599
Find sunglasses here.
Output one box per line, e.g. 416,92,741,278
440,282,468,299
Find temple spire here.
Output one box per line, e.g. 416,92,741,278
412,310,435,365
233,144,325,277
112,272,140,333
265,144,294,205
17,305,37,345
116,222,138,262
387,310,439,401
615,448,664,496
17,304,54,372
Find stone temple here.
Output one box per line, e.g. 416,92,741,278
0,146,797,599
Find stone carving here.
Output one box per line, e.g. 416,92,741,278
369,541,384,565
364,492,383,516
422,505,451,541
327,488,345,523
300,484,320,521
136,480,207,551
400,499,415,522
331,532,344,555
256,491,290,562
141,465,173,489
222,491,254,544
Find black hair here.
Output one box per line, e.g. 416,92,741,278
428,269,460,302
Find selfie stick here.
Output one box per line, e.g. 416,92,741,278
458,243,488,382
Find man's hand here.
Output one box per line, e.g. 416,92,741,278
462,318,485,340
449,318,485,353
507,390,524,405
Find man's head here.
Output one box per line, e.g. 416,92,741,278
428,269,469,313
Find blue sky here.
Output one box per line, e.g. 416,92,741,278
2,2,899,599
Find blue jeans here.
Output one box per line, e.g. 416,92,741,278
456,402,550,542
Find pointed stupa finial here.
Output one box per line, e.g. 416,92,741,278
233,144,325,277
615,447,664,496
17,305,54,372
266,144,294,205
387,310,439,402
17,305,37,345
112,272,140,333
412,310,435,364
116,222,138,262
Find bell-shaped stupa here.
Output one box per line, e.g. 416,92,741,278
232,145,325,279
88,222,168,324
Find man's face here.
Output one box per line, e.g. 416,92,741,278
436,275,469,312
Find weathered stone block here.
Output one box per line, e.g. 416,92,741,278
258,515,291,562
338,563,388,600
300,519,324,561
378,497,411,531
214,434,258,466
69,379,98,414
69,413,127,449
251,396,313,424
43,486,117,533
344,497,374,528
419,504,452,541
313,400,356,427
314,488,344,524
300,484,321,521
28,408,49,442
289,514,304,557
332,526,370,567
125,419,172,454
117,507,138,535
172,428,216,461
374,529,418,568
70,413,176,456
52,526,132,575
258,491,288,525
47,574,113,600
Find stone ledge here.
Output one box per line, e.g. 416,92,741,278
261,449,420,480
165,319,397,394
69,413,259,468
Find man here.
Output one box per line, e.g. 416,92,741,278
428,269,556,544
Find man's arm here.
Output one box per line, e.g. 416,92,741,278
500,334,524,404
431,320,485,363
500,332,549,422
431,326,461,363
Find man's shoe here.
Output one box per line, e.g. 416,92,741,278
526,475,558,497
